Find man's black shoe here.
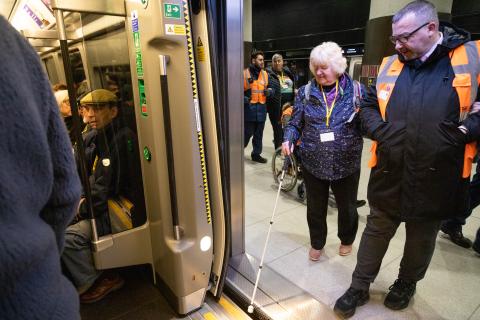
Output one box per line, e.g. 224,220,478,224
333,287,369,319
251,154,267,163
355,200,367,208
384,279,416,310
473,240,480,255
441,228,472,248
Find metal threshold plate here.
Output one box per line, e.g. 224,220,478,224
188,294,252,320
226,253,337,320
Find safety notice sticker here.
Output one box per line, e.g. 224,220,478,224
196,37,205,62
165,24,186,35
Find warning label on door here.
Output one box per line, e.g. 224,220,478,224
165,24,186,35
196,37,205,62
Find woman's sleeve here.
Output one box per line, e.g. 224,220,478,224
283,87,305,144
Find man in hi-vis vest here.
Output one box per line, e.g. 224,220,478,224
334,1,480,318
244,51,273,163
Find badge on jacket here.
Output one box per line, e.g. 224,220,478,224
320,132,335,142
102,158,111,166
379,90,390,101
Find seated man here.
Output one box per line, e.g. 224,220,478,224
62,89,140,303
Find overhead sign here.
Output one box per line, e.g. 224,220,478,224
164,3,181,19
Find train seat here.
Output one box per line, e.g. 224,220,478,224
108,196,134,233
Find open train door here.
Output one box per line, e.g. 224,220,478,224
123,0,230,314
43,0,230,315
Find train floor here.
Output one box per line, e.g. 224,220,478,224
80,265,250,320
244,123,480,320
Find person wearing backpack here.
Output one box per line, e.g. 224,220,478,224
267,54,296,149
282,42,364,261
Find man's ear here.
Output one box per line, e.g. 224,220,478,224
111,106,119,118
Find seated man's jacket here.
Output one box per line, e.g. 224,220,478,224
77,118,139,236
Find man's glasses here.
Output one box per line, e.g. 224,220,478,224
389,22,430,44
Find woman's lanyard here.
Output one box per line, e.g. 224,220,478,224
320,79,339,127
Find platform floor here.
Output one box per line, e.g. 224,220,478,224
244,124,480,320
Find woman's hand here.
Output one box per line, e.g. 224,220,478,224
282,141,294,155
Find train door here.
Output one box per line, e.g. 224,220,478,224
13,0,230,315
348,56,363,81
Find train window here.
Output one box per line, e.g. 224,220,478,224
44,56,59,84
72,13,146,236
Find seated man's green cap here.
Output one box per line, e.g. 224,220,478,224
80,89,117,105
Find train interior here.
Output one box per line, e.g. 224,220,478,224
2,0,480,319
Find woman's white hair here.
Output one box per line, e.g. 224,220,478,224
309,42,347,76
54,90,69,107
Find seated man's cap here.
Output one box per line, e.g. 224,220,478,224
80,89,117,105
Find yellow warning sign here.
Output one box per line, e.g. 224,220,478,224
165,24,186,35
196,36,205,62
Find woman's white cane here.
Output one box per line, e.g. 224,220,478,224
248,156,292,314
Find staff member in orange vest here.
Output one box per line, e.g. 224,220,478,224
244,51,273,163
334,1,480,318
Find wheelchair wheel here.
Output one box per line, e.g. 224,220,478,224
271,147,298,192
297,181,306,202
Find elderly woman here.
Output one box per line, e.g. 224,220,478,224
54,89,75,143
282,42,363,261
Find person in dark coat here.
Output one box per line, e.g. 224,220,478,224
267,53,296,149
0,16,82,320
244,51,273,163
440,153,480,248
62,89,142,303
473,227,480,254
283,42,364,261
334,1,480,318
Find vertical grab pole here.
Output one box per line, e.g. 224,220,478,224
159,55,181,240
54,9,98,242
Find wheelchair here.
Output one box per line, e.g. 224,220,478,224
271,147,306,201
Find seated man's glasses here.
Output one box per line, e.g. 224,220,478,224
389,22,430,44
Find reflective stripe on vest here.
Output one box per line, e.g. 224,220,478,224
244,69,268,104
368,40,480,178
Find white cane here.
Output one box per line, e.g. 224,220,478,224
248,156,291,314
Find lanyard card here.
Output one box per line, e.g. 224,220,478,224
320,131,335,142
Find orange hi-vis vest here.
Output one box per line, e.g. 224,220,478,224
369,40,480,178
244,68,268,104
